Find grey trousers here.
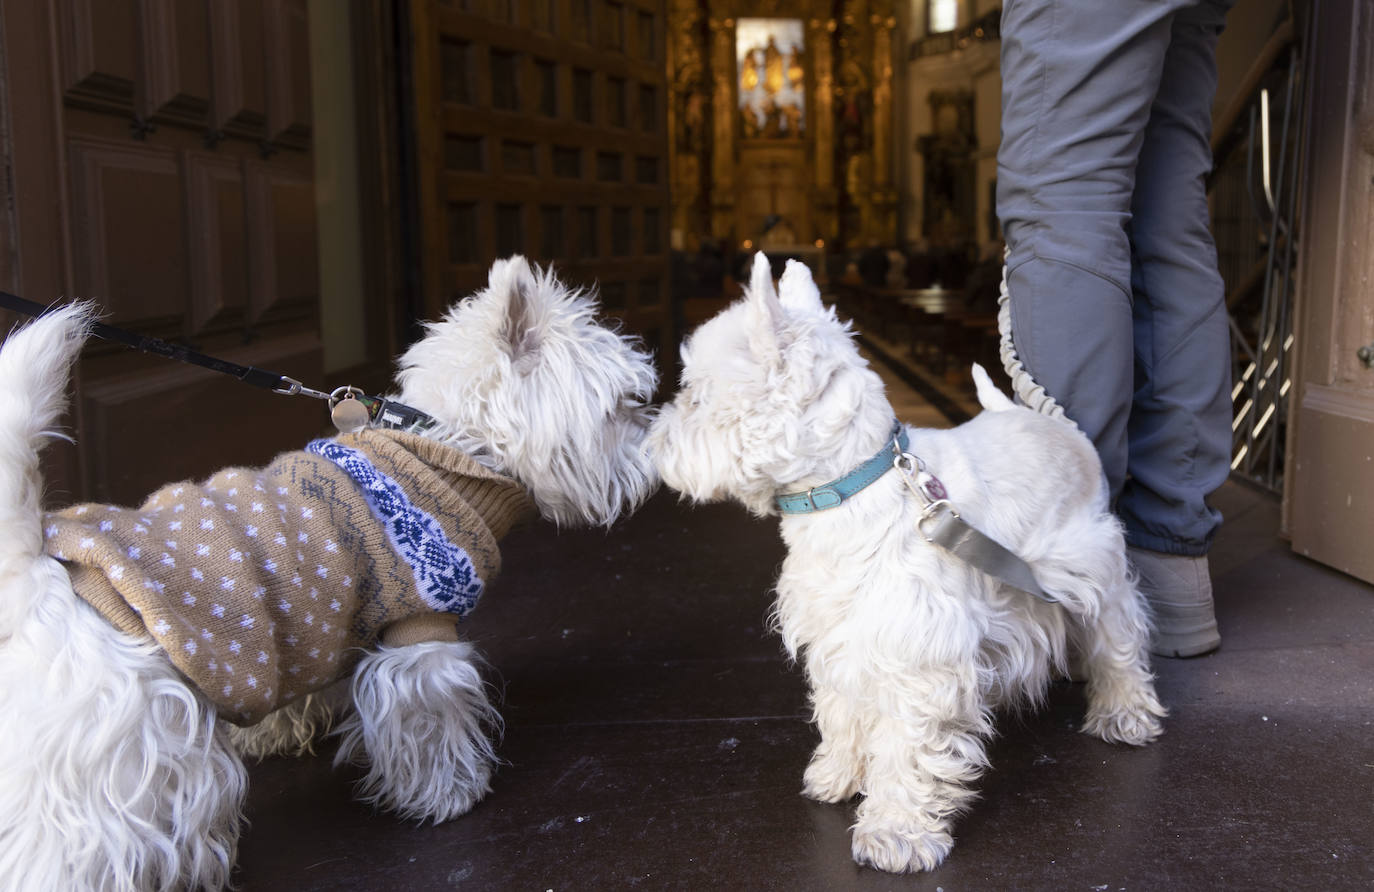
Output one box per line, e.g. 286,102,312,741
997,0,1233,556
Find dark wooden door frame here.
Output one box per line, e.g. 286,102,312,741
345,0,427,378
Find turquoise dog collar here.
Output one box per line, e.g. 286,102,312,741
775,421,907,514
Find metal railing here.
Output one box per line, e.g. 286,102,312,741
1209,19,1302,493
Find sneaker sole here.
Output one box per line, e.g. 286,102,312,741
1150,618,1221,658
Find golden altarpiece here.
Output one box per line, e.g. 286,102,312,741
667,0,898,255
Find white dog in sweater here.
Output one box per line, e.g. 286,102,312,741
649,254,1165,873
0,256,658,891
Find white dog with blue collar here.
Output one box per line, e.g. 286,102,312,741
650,253,1165,874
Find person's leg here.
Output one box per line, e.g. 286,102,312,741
997,0,1201,501
1123,0,1234,656
1124,0,1231,557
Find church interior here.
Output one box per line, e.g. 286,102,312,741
239,2,1370,886
0,0,1369,887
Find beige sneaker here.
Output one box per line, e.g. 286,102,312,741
1128,546,1221,658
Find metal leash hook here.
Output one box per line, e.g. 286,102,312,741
893,449,949,505
893,448,957,541
889,426,1053,601
272,376,332,401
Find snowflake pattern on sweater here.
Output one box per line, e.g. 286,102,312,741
44,429,533,725
306,439,484,615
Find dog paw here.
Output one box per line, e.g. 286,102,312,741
1082,704,1165,746
802,752,861,803
850,818,953,873
1083,675,1167,746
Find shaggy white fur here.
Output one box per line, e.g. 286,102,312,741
395,257,659,527
0,256,658,891
650,253,1166,873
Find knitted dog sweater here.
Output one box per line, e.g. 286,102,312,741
43,429,533,725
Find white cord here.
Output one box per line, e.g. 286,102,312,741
996,261,1071,424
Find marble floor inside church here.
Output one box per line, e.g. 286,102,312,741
233,341,1374,891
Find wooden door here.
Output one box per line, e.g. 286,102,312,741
0,0,323,506
408,0,673,376
1287,0,1374,583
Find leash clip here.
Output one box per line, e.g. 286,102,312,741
893,451,923,475
273,376,331,401
894,451,948,506
917,499,956,542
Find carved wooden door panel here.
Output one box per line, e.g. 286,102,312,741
1287,1,1374,583
0,0,322,506
407,0,673,379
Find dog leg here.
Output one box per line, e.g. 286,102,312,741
849,668,987,873
1032,519,1167,745
334,640,500,822
0,582,244,892
1078,573,1167,745
802,682,866,803
229,690,341,759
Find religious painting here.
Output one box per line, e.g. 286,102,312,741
736,18,805,140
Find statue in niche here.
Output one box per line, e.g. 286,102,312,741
787,48,804,91
681,91,707,154
917,89,977,248
673,22,708,157
740,54,760,92
839,88,871,159
764,36,784,95
837,58,871,153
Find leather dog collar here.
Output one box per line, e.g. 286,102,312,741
774,418,1053,602
775,420,906,514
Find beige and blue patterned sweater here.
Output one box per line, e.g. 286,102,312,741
43,429,533,725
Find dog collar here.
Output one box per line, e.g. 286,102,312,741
774,418,1055,603
775,420,907,514
328,387,436,435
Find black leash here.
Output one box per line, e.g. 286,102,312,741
0,291,434,434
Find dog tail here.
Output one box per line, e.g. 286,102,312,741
0,302,95,568
971,363,1016,413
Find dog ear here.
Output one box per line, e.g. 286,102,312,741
778,259,823,313
489,255,542,360
744,252,785,359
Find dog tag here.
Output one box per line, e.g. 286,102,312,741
917,471,948,502
331,392,370,433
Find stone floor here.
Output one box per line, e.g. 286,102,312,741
233,349,1374,891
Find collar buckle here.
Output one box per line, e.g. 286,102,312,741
805,486,842,511
774,419,906,515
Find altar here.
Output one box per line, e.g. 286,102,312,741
667,2,899,254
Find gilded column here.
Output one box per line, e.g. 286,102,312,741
870,0,897,242
835,0,873,245
707,13,736,241
668,0,709,249
809,14,836,241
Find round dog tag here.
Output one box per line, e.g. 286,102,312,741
331,393,370,433
917,471,948,502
